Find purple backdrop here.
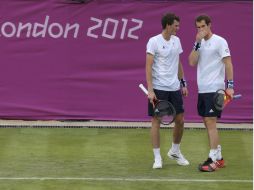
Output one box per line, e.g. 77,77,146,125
0,0,252,123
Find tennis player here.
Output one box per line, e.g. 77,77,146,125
146,12,189,169
188,14,234,172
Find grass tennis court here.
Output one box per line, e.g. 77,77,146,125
0,127,252,190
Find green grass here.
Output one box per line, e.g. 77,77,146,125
0,127,252,190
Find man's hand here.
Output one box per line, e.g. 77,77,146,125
181,87,188,97
148,90,157,107
196,30,208,42
226,88,234,99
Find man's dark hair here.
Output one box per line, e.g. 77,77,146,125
161,13,180,29
195,15,212,25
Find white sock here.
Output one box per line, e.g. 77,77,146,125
153,148,161,160
209,149,217,162
217,145,222,160
171,143,180,153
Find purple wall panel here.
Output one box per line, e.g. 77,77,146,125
0,0,252,123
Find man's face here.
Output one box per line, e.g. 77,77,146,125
167,20,180,35
196,20,210,35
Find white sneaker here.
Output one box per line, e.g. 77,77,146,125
152,158,162,169
167,149,190,166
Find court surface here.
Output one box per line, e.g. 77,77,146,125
0,120,252,190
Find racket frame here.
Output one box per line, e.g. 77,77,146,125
139,84,176,125
214,89,242,111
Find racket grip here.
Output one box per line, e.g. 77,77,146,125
139,84,148,95
233,94,242,99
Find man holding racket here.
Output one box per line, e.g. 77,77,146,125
189,15,234,172
146,12,189,169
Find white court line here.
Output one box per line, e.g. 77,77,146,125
0,177,252,183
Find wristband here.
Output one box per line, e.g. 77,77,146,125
193,42,201,51
227,80,234,89
180,78,187,87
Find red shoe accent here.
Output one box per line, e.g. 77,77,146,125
216,159,225,168
199,158,221,172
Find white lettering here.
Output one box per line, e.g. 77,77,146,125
86,17,143,40
127,19,143,40
102,18,118,39
17,23,32,37
0,16,144,40
64,23,79,38
87,17,103,39
32,15,49,38
1,22,16,38
48,23,64,38
120,18,128,39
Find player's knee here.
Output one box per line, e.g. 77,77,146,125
203,117,216,124
174,116,184,127
152,117,161,126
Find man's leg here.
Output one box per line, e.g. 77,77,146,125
199,117,225,172
151,116,161,148
203,117,224,164
168,113,189,166
151,116,162,169
203,117,219,151
173,113,184,144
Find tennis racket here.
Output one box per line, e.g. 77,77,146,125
213,89,242,111
139,84,176,125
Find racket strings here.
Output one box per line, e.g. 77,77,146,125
216,94,224,104
155,102,174,116
154,101,176,125
214,92,225,111
213,90,232,111
213,89,242,111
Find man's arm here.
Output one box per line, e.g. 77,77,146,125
223,56,233,80
189,31,207,66
146,53,156,102
178,60,184,79
223,56,234,96
188,50,199,66
178,60,188,96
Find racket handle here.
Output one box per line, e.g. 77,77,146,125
233,94,242,99
139,84,148,95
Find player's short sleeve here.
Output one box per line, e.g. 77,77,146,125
146,38,157,55
219,38,231,58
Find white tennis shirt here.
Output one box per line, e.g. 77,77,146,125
146,34,183,91
197,34,231,93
